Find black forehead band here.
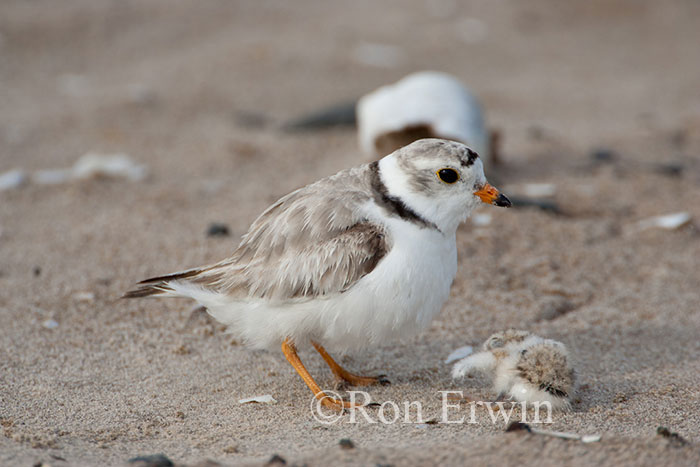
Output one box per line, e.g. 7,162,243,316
460,148,479,167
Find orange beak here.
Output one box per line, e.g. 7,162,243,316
475,183,512,207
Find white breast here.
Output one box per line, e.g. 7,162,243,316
311,205,458,352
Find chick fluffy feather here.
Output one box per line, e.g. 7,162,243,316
452,329,575,410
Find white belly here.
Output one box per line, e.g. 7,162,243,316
204,218,458,352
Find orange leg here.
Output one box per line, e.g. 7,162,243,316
281,338,358,411
312,341,390,386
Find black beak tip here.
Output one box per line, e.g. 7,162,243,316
495,193,512,208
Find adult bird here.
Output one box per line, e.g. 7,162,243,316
124,139,511,410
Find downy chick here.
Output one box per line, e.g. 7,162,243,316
452,329,575,410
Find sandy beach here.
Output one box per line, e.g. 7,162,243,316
2,1,700,465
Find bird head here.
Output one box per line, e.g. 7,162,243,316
379,138,511,232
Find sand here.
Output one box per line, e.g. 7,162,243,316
2,1,700,465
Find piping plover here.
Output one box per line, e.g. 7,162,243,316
125,138,511,410
452,330,575,410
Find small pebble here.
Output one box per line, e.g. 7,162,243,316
654,162,684,177
173,345,191,355
127,454,174,467
416,420,440,429
657,426,688,446
42,319,59,330
265,454,287,466
207,223,230,237
338,438,355,449
506,421,531,432
591,148,617,163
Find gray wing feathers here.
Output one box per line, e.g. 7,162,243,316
125,164,391,301
221,222,388,299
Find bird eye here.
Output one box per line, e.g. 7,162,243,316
487,337,503,349
437,168,460,184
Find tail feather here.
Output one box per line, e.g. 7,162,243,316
122,284,170,298
136,268,203,284
122,268,203,299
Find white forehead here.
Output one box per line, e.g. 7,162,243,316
393,138,485,181
396,138,478,165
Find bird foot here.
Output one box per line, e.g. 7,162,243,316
317,393,381,412
335,373,391,388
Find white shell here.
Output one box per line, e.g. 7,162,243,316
634,212,691,232
31,153,148,186
72,153,148,182
42,319,59,329
238,394,277,404
357,71,489,162
33,168,73,185
0,169,28,191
